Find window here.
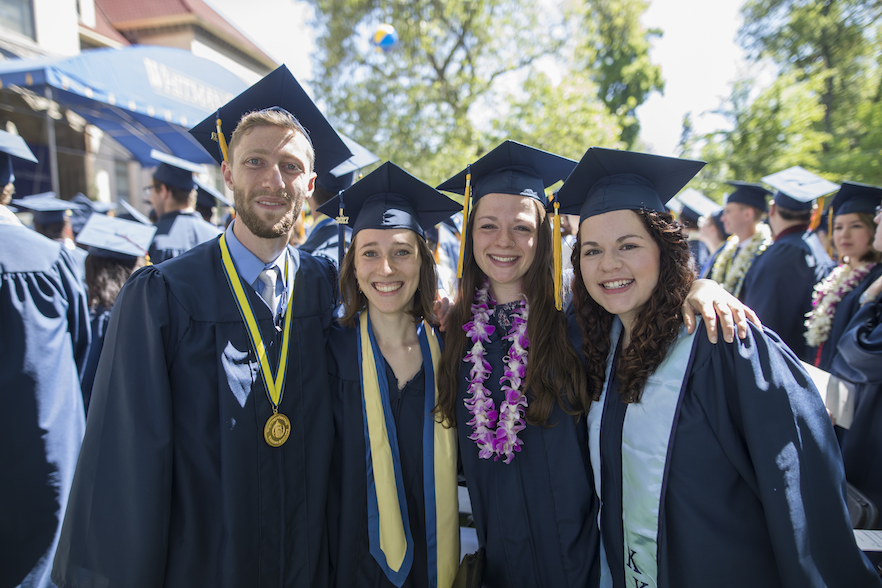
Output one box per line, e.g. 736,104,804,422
0,0,35,40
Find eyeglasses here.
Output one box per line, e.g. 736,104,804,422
876,204,882,216
143,185,158,198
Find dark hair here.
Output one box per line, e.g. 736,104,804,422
156,183,197,208
436,197,589,427
86,254,145,309
776,205,812,224
34,220,67,241
571,209,694,403
337,229,438,327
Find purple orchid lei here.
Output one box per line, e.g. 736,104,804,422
462,279,530,464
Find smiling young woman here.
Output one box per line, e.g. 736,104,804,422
557,147,879,588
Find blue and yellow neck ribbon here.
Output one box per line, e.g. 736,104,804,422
357,311,459,587
219,233,293,412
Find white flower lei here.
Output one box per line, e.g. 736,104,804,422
804,262,877,348
710,223,773,296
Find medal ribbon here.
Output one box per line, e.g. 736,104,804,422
357,311,459,587
219,233,293,412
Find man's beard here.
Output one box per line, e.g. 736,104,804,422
234,187,303,239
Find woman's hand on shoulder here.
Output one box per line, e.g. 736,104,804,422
683,279,761,344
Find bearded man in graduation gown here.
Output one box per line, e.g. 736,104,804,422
52,65,352,588
0,131,90,588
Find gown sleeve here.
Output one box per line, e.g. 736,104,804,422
833,294,882,384
694,323,879,586
53,266,178,588
58,246,92,381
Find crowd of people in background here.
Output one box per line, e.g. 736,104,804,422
3,64,882,588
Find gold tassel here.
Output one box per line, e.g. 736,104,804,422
456,167,472,279
553,199,562,310
809,195,824,231
216,116,229,163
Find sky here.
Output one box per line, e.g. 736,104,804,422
207,0,759,158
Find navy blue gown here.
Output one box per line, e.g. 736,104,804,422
454,306,600,588
326,322,431,587
811,263,882,372
0,222,90,588
80,305,112,415
52,239,338,588
594,322,879,587
147,210,220,264
833,290,882,520
740,228,834,361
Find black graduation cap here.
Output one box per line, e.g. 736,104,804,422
831,181,882,217
555,147,705,222
677,188,721,224
724,181,772,212
150,149,203,191
437,140,576,203
69,193,116,235
0,130,37,185
195,177,233,209
316,132,380,193
76,214,157,261
317,162,459,239
188,64,352,177
762,166,839,212
15,193,85,225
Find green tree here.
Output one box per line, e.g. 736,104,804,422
304,0,628,185
566,0,664,148
698,0,882,185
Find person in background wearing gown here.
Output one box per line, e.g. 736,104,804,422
323,162,461,588
146,150,220,263
805,182,882,371
0,130,91,588
52,65,350,587
834,196,882,526
434,141,753,588
696,209,728,278
558,146,880,588
76,214,155,414
739,166,836,361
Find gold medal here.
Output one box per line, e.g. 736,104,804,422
264,412,291,447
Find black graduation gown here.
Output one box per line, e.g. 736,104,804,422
148,210,221,264
80,305,112,415
51,238,338,588
810,263,882,372
698,242,725,280
833,291,882,517
0,224,89,588
596,322,879,588
740,229,834,361
326,323,430,588
454,312,600,588
300,218,352,268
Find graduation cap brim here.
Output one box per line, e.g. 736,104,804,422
832,181,882,216
195,177,233,208
0,131,37,163
118,199,153,225
329,133,380,177
436,140,576,201
555,147,705,220
677,188,721,219
725,181,772,211
762,166,839,203
188,64,353,178
76,214,157,259
317,161,460,237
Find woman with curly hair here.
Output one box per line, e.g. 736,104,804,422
805,182,882,371
558,147,879,588
435,141,754,588
321,163,462,588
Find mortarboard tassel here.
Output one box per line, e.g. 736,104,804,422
216,111,230,163
456,165,472,279
335,191,348,266
552,198,562,311
809,195,824,231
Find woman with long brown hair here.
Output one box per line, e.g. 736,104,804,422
435,141,752,588
559,147,878,588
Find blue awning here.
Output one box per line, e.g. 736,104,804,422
0,45,249,165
